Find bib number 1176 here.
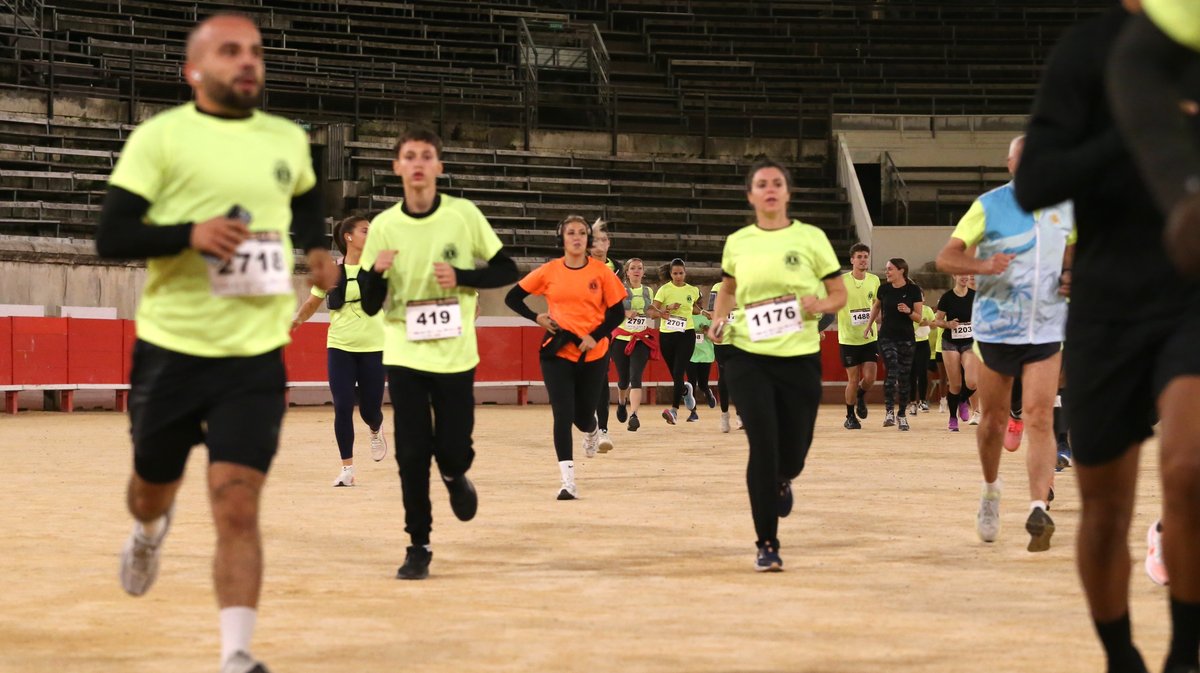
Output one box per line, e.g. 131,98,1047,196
744,294,802,342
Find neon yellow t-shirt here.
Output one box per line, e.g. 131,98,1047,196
653,282,699,332
359,194,503,373
311,264,385,352
915,304,936,342
720,220,841,357
109,103,316,358
710,280,740,347
616,284,653,342
838,271,881,346
1144,0,1200,52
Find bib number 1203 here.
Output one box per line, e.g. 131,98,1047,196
744,294,802,342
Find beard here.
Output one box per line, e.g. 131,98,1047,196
205,78,262,112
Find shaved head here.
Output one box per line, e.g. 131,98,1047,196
183,13,264,115
1007,135,1025,176
186,14,257,62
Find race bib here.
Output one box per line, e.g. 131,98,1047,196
952,322,973,340
695,331,705,345
624,315,648,331
206,233,290,297
849,307,870,326
744,294,802,342
663,315,687,332
405,297,463,341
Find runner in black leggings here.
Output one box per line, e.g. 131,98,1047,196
867,258,923,431
651,258,700,425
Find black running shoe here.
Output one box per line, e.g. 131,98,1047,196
1025,507,1055,553
855,390,868,419
396,545,432,580
628,413,640,432
704,388,716,408
445,474,478,522
616,403,628,423
755,543,783,572
844,416,861,430
778,481,793,518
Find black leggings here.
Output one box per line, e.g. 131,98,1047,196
659,330,695,408
879,338,915,415
910,341,930,404
540,355,605,462
388,366,476,547
688,360,712,399
328,348,385,460
724,348,822,548
594,349,612,431
611,338,650,390
714,345,734,412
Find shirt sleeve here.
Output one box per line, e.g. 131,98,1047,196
108,120,165,202
602,268,628,307
951,200,987,247
1144,0,1200,51
293,127,317,196
808,229,842,279
467,201,504,263
653,284,668,303
517,262,548,295
359,214,387,278
311,285,326,299
720,237,737,279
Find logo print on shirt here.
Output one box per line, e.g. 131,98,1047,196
442,243,459,263
868,291,874,300
589,280,600,292
273,160,292,190
784,251,801,267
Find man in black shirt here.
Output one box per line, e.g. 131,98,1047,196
1016,3,1200,672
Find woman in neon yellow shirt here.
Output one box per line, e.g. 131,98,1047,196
650,258,701,425
294,215,386,486
709,158,846,572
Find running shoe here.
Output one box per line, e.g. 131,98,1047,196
661,408,677,425
919,401,930,413
735,415,744,430
119,505,174,597
720,412,731,433
556,482,577,501
445,474,478,521
628,413,640,432
332,466,355,487
958,401,971,422
1025,506,1055,552
597,430,614,453
221,651,270,673
1004,418,1024,452
755,543,783,572
939,398,947,414
704,388,717,408
844,416,862,430
396,545,432,580
1055,442,1072,472
1145,520,1169,586
898,416,910,431
616,402,628,424
683,382,697,410
686,410,699,422
883,410,896,427
948,417,959,432
778,481,793,517
969,411,981,426
370,429,387,461
584,427,600,457
977,484,1001,543
907,402,918,417
855,390,868,419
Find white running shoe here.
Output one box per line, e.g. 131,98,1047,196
1145,520,1169,586
556,482,578,500
735,415,744,430
919,401,930,413
584,428,600,458
597,429,614,454
119,505,174,597
332,466,355,487
969,411,981,426
221,650,270,673
683,382,697,410
370,429,387,462
720,412,731,433
977,483,1002,543
938,398,947,414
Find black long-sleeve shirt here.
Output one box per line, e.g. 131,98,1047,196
1015,6,1199,320
358,250,518,317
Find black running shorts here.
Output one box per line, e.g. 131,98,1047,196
941,336,975,354
839,342,879,368
1066,313,1200,466
976,341,1061,378
128,339,287,483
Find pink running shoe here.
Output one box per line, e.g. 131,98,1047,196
958,401,971,422
1145,520,1169,587
1004,418,1024,452
948,416,959,432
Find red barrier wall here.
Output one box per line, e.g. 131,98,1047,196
12,317,68,385
67,319,124,384
283,323,330,382
0,317,12,385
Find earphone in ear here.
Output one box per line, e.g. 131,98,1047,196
190,72,201,82
556,216,594,249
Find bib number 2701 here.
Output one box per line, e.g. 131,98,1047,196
744,294,802,342
406,298,463,341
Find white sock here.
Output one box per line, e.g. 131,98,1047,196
137,514,166,540
219,606,257,666
558,460,574,485
983,479,1002,495
1030,500,1048,512
342,465,353,472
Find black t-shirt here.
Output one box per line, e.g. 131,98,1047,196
877,281,923,341
937,288,975,342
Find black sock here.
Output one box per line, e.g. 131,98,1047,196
1095,613,1147,673
1167,597,1200,669
947,392,960,420
856,386,866,402
962,386,975,402
846,403,856,419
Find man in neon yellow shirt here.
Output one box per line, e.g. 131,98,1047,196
836,243,881,429
95,15,337,672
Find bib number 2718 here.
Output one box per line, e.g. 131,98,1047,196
206,233,290,297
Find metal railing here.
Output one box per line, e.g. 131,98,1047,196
882,151,910,226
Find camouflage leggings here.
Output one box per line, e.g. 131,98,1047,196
879,338,914,415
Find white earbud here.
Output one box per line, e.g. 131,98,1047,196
191,72,201,82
